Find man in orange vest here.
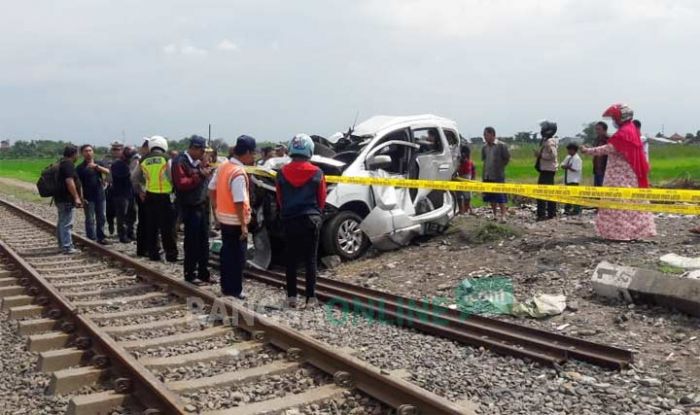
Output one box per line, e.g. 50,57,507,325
208,135,257,299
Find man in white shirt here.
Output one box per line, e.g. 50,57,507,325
561,143,583,215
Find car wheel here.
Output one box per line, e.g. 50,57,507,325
322,211,368,260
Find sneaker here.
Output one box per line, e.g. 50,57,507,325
286,297,298,308
63,248,79,255
304,297,319,308
98,239,111,246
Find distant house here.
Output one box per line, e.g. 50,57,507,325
669,133,685,142
0,139,9,151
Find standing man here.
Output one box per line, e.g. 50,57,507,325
534,120,559,221
103,141,124,236
633,120,650,163
133,136,178,262
481,127,510,222
592,122,609,187
111,147,135,243
560,143,583,215
76,144,110,244
276,134,326,308
55,146,83,254
209,135,257,299
172,137,213,284
131,138,150,256
257,146,273,166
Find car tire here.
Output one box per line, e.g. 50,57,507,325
322,211,368,260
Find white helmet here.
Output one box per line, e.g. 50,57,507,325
148,135,168,152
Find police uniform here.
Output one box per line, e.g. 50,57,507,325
139,150,178,262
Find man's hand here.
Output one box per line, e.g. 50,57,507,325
74,197,83,208
240,225,249,241
139,191,146,202
201,167,213,177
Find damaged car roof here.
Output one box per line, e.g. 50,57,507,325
351,114,458,137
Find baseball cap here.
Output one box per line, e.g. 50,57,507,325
110,140,124,149
189,136,206,149
234,135,257,153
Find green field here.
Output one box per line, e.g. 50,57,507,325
0,144,698,186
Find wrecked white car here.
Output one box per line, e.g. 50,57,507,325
249,114,463,269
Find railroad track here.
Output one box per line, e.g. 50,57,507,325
211,257,633,370
0,198,469,415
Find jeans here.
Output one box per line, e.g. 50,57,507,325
594,174,605,187
536,171,557,219
56,202,75,252
283,215,321,299
144,193,178,261
220,224,246,296
83,199,106,242
182,204,210,281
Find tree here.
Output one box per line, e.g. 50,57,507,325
576,122,598,145
513,131,535,142
686,133,695,141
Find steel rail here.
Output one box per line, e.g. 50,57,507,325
242,267,633,369
0,239,187,414
0,197,469,414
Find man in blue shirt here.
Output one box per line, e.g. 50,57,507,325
76,144,111,244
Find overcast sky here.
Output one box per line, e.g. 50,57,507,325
1,0,698,145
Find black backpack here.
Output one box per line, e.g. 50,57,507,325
36,161,61,198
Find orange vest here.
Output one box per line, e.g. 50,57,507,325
215,161,251,226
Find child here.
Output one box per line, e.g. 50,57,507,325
457,145,476,215
560,143,582,215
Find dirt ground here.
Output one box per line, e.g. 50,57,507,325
327,207,700,381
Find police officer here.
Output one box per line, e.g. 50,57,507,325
172,137,213,284
133,136,178,262
103,140,124,236
276,134,326,308
209,135,256,299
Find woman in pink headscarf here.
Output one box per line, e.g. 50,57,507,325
581,104,656,241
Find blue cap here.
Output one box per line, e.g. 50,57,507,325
189,136,206,148
234,135,257,153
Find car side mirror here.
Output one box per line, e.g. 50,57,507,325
367,154,392,170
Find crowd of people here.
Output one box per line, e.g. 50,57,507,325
456,103,657,241
49,102,663,305
52,133,326,307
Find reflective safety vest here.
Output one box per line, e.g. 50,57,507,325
215,161,251,226
141,155,173,194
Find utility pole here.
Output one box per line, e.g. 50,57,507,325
208,124,212,147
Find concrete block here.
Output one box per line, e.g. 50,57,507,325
592,261,700,317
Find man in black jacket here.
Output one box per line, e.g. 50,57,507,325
111,147,136,243
172,136,213,283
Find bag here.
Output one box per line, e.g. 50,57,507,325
534,157,542,173
36,162,61,197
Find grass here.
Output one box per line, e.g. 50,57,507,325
0,182,45,203
1,144,698,190
0,158,55,183
457,220,523,244
471,144,700,186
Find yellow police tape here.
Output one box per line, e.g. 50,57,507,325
245,166,700,215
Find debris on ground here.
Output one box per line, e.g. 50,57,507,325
510,294,567,318
661,253,700,270
592,261,700,317
457,277,515,315
321,255,342,269
458,221,522,245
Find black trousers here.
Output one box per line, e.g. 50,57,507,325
105,187,115,233
135,197,147,256
144,193,177,261
126,197,136,239
537,171,557,219
220,224,246,297
113,196,133,242
283,215,321,299
182,204,210,281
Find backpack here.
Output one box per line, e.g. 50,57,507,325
36,161,61,197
